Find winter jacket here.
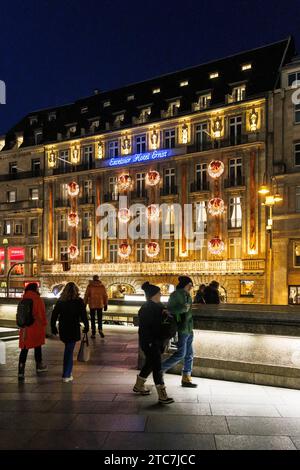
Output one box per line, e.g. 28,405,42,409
167,289,193,334
84,280,108,309
138,300,166,349
194,291,206,304
19,291,47,350
51,298,89,343
203,286,220,304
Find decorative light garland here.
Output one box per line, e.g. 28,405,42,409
118,174,132,191
67,181,80,197
68,212,79,227
145,241,160,258
68,244,79,259
208,237,225,255
208,197,225,216
118,242,131,258
207,160,225,178
145,170,160,186
146,204,160,221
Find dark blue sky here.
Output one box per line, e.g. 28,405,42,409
1,0,300,135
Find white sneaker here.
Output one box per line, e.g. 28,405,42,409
62,375,73,383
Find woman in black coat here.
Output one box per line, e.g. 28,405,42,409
133,282,174,405
51,282,89,382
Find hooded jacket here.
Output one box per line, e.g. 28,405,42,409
167,289,193,334
84,280,108,309
19,290,47,349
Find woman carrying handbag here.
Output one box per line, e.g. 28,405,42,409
51,282,89,382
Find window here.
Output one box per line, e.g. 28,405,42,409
195,201,207,236
164,168,176,194
294,143,300,166
229,197,242,228
59,246,68,261
295,104,300,124
83,145,93,166
82,212,92,238
109,243,118,263
81,106,88,114
48,112,56,121
242,64,252,71
9,162,17,174
229,158,243,186
59,149,69,169
60,183,68,202
7,191,16,203
196,93,211,110
127,94,135,101
14,222,23,235
195,163,208,190
288,71,300,87
152,87,160,94
30,188,39,200
289,286,300,304
108,140,119,158
210,72,219,79
34,131,43,145
29,116,38,125
138,107,151,123
294,242,300,267
31,247,38,275
229,238,242,259
232,85,246,102
166,101,180,117
195,122,208,151
4,221,11,235
136,242,145,262
103,100,111,107
229,116,242,145
32,159,40,174
164,204,175,235
83,180,93,200
114,114,124,127
164,129,176,148
164,240,175,262
30,218,38,235
83,244,92,263
296,187,300,212
58,214,68,238
136,173,146,198
135,134,147,153
180,80,189,87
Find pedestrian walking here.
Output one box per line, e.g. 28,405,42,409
161,276,198,388
133,282,174,405
18,283,48,381
84,275,108,338
193,284,206,304
51,282,89,383
204,280,221,304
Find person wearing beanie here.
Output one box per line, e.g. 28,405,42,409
133,281,174,405
161,275,198,388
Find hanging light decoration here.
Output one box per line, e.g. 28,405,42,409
118,208,131,223
145,241,160,258
68,244,79,259
67,181,80,197
145,170,160,186
118,242,131,258
146,204,160,221
68,212,79,227
208,237,225,255
118,174,132,191
208,197,225,216
207,160,225,179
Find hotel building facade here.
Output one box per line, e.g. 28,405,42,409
0,37,299,304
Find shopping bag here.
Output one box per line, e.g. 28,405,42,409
77,333,90,362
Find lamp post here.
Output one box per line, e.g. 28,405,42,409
258,175,283,304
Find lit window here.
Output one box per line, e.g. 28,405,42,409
108,140,119,158
135,134,147,153
103,100,111,107
229,238,242,259
136,243,145,262
164,129,176,149
229,197,242,228
195,201,207,237
4,221,11,235
7,191,16,203
195,93,211,110
180,80,189,87
14,222,23,235
29,116,38,125
242,63,252,71
34,131,43,145
294,143,300,166
232,85,246,102
210,72,219,79
152,88,160,94
164,240,175,262
48,112,56,121
60,246,68,261
109,243,118,263
30,219,38,235
127,94,135,101
294,242,300,267
81,106,88,114
83,244,92,263
30,188,39,200
288,71,300,87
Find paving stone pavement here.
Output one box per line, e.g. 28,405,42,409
0,325,300,450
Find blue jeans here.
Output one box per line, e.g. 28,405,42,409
63,341,76,378
161,332,194,375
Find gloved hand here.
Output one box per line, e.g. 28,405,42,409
51,327,58,335
103,305,108,312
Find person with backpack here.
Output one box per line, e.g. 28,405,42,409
18,283,48,381
133,282,175,405
161,276,198,388
51,282,89,383
84,275,108,338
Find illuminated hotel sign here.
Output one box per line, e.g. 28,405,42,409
106,149,173,167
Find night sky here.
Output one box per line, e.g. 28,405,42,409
1,0,300,135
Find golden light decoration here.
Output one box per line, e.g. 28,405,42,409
208,197,225,216
146,204,160,221
122,134,131,155
118,208,131,223
72,146,80,164
48,149,56,168
68,244,79,259
181,122,189,144
249,108,258,132
118,174,132,191
118,242,131,258
212,115,223,138
68,212,79,227
145,170,160,186
208,237,225,255
97,141,104,159
151,128,159,149
207,160,225,178
67,181,80,197
145,241,160,258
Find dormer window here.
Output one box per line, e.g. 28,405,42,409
114,113,125,127
288,71,300,87
103,100,111,108
164,100,180,118
232,84,246,102
48,112,56,121
210,72,219,79
139,107,151,123
127,94,135,101
152,87,160,94
34,130,43,145
194,93,211,111
69,125,76,134
81,106,88,114
242,63,252,71
90,120,100,131
29,116,38,125
180,80,189,87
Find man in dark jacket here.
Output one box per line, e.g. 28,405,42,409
204,281,220,304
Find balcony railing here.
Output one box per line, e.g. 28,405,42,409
187,134,260,154
0,199,43,211
78,196,95,205
131,190,147,199
0,169,43,182
190,181,210,192
224,176,246,188
55,199,70,207
53,161,95,175
160,185,178,196
104,193,119,203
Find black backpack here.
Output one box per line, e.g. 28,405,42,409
16,299,34,327
159,312,178,341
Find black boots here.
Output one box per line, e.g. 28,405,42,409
18,363,25,382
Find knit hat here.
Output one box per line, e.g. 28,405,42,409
141,282,161,299
177,276,193,289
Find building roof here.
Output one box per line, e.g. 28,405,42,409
1,37,296,151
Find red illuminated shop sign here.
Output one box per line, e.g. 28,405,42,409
0,248,4,275
8,247,25,262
